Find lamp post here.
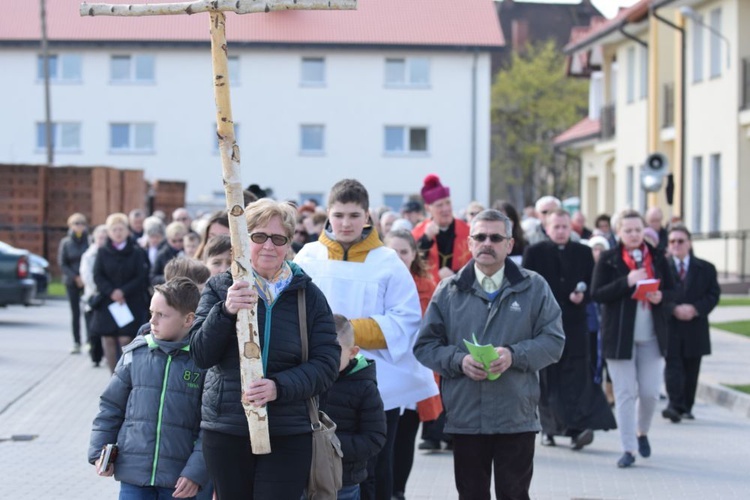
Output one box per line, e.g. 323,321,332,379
40,0,53,167
680,6,731,69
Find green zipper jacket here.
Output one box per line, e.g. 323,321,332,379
89,331,208,489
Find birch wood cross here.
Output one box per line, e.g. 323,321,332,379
80,0,357,455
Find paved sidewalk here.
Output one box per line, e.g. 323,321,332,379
697,306,750,417
2,301,750,499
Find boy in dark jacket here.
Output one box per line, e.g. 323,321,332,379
89,277,207,499
324,315,387,500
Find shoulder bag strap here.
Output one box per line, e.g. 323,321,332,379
298,288,321,428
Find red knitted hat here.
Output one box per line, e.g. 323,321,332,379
421,174,450,205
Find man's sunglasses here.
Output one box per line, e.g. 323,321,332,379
249,232,289,246
470,233,508,243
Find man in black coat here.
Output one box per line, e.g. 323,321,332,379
523,209,616,450
662,225,721,422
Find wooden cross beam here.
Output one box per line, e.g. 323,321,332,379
80,0,357,455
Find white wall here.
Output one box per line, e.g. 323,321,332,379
1,45,492,211
683,0,740,234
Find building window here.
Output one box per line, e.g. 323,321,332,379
626,165,634,208
639,45,648,99
383,194,407,212
692,14,704,83
691,156,703,233
299,192,324,206
110,123,154,153
37,54,82,82
626,47,636,104
384,58,430,87
709,153,721,232
36,122,81,152
384,126,428,154
213,123,240,152
228,55,240,85
110,54,155,83
709,8,722,78
300,125,325,154
301,57,325,86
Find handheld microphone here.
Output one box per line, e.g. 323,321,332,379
575,282,587,293
631,249,643,269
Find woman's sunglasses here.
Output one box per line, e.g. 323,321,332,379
249,233,289,246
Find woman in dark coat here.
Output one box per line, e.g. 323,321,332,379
91,212,149,372
190,199,340,500
591,209,675,468
57,213,89,353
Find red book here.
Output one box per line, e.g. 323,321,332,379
632,279,661,301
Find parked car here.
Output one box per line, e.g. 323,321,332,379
0,241,37,306
28,252,50,301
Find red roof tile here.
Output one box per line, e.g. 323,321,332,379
2,0,504,48
553,117,601,147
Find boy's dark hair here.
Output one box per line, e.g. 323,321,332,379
154,277,200,316
333,314,354,348
595,213,612,227
164,257,210,285
183,232,201,244
311,212,328,226
328,179,369,212
668,223,692,240
205,234,232,259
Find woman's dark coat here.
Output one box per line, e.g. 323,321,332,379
91,237,150,337
591,242,676,359
189,265,340,438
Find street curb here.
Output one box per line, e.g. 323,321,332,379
697,380,750,419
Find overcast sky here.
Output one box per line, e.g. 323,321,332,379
508,0,640,19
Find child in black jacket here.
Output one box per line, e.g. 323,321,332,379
324,315,387,499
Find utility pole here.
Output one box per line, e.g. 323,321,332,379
40,0,54,167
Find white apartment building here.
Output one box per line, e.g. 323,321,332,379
0,0,504,211
557,0,750,276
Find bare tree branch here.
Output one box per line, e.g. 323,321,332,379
80,0,356,17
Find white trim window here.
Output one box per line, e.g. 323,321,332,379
37,54,82,83
639,45,648,99
35,122,81,152
692,14,704,83
709,8,722,79
626,165,634,208
109,123,155,153
691,156,703,232
300,125,325,155
228,55,240,85
299,192,324,206
709,153,721,232
300,57,325,86
385,57,430,87
383,194,407,212
384,126,428,155
626,46,636,104
110,54,155,83
212,123,240,153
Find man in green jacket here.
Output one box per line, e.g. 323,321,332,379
414,209,564,500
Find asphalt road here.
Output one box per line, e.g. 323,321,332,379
1,300,749,499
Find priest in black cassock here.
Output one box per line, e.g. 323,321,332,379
523,208,616,450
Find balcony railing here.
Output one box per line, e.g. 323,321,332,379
663,83,675,128
600,104,616,140
743,58,750,110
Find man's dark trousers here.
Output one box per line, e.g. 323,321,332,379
453,432,535,500
665,354,702,413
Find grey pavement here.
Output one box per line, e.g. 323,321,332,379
1,300,749,499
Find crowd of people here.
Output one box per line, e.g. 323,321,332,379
55,173,721,500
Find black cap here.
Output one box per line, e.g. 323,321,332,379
401,200,422,213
